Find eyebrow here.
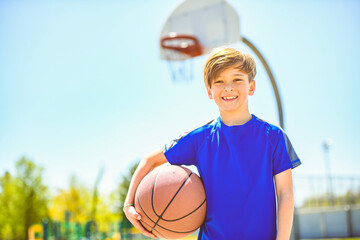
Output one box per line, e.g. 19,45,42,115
214,73,246,81
216,73,245,79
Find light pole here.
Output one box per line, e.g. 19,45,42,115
323,138,334,205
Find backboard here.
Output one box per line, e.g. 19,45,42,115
160,0,240,61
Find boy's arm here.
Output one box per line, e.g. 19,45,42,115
123,148,168,239
274,169,294,240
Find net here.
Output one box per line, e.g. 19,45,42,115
160,34,202,82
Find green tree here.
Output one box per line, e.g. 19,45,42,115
49,175,93,222
49,174,119,235
16,157,49,240
114,160,139,221
0,171,18,239
302,188,360,208
110,160,140,238
0,157,49,240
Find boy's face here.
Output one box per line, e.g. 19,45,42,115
206,67,255,115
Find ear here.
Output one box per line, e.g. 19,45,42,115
207,87,213,99
248,80,256,96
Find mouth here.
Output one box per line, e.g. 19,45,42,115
221,96,238,101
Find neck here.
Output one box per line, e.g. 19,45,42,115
219,110,252,126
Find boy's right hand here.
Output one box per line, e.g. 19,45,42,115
124,205,157,239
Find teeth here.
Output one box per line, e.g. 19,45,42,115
223,96,237,100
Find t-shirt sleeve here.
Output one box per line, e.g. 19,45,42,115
162,129,199,166
272,130,302,176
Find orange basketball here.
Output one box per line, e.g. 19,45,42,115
134,165,206,239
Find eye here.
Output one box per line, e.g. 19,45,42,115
234,79,243,82
214,80,223,84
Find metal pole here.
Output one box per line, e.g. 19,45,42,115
323,139,334,205
241,36,284,130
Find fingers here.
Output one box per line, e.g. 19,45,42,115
132,218,158,239
124,206,157,239
128,206,141,220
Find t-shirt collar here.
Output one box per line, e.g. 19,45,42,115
217,114,257,129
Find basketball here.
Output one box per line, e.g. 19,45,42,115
134,165,206,239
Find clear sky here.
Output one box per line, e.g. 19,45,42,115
1,0,359,206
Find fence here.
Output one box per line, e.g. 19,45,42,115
293,175,360,207
28,175,360,240
292,204,360,239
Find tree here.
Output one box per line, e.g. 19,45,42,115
15,157,49,240
0,157,49,240
110,160,139,239
49,175,93,223
49,174,119,236
0,171,18,239
114,160,139,221
302,188,360,208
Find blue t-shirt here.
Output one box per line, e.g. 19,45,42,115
163,114,301,240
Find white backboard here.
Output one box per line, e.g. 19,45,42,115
160,0,240,60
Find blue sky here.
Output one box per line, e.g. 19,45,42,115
1,0,359,205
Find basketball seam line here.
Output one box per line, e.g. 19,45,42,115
139,220,166,238
140,217,199,235
160,198,206,222
151,167,188,218
151,168,161,218
137,193,205,234
151,171,193,232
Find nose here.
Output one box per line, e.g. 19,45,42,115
224,82,234,91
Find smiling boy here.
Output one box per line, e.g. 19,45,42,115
124,47,301,240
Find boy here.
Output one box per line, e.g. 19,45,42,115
124,47,301,239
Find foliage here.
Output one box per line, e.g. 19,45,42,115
0,172,17,239
302,188,360,208
113,160,139,222
0,157,49,240
0,157,142,238
49,175,92,223
49,174,119,233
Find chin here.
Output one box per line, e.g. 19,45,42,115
220,107,241,113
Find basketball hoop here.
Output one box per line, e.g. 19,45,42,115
160,33,203,82
161,33,202,58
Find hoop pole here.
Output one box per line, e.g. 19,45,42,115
241,36,285,130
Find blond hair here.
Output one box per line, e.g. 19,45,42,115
203,47,257,88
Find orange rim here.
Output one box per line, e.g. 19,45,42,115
161,34,202,58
